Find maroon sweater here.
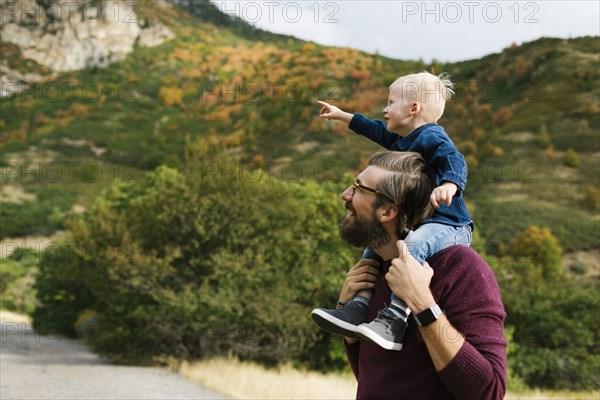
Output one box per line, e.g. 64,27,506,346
345,245,507,400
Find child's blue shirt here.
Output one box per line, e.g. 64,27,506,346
349,113,474,230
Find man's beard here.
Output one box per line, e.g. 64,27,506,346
339,202,390,249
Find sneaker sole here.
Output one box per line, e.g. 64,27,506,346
355,325,403,351
311,309,361,339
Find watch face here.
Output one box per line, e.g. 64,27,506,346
416,305,442,327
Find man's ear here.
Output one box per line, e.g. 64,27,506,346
378,204,398,222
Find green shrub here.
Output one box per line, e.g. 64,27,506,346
33,139,356,369
583,185,600,211
536,123,551,146
510,226,562,280
0,188,76,239
0,248,39,314
32,238,93,338
564,148,581,168
504,326,530,393
496,256,600,390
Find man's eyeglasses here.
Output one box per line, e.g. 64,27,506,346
352,179,396,204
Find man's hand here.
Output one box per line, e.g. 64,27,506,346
338,258,380,304
430,181,458,208
388,240,466,372
385,240,435,313
316,100,354,125
340,258,379,344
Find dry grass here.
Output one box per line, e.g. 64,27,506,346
506,390,600,399
504,131,537,143
1,184,36,204
2,310,596,400
173,357,600,400
0,230,66,258
295,140,320,154
0,310,32,324
173,357,356,400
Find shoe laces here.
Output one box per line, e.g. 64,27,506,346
375,307,398,327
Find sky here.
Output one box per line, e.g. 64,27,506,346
212,0,600,62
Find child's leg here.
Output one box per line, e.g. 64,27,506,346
455,225,473,247
356,224,471,351
389,223,471,318
353,247,382,302
403,223,471,265
310,247,381,337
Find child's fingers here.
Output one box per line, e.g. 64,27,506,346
430,193,439,208
315,100,331,108
438,190,447,202
441,189,453,206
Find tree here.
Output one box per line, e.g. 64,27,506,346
33,138,357,370
498,227,599,390
510,225,562,281
502,268,600,390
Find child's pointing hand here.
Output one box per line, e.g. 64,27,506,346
316,100,354,124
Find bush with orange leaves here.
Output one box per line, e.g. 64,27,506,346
349,69,371,81
492,106,513,126
159,86,184,107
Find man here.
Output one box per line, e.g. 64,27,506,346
314,151,506,399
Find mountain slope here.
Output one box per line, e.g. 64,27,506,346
1,1,598,259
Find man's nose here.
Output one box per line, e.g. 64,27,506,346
342,186,353,201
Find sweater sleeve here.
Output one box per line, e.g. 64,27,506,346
417,130,468,191
348,113,398,150
435,248,507,400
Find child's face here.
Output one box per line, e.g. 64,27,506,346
383,87,414,134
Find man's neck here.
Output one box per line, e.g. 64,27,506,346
373,239,400,261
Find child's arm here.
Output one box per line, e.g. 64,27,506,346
317,100,398,149
418,130,468,208
317,100,354,124
431,182,458,208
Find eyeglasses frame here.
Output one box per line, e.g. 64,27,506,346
352,178,396,204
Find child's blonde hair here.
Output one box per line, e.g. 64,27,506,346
389,72,455,123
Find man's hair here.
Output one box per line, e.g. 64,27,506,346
389,71,454,123
368,151,435,237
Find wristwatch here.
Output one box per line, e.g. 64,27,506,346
414,304,443,327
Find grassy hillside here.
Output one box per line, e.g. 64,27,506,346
1,1,598,259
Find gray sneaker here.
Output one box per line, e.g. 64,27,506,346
356,307,407,351
311,301,369,338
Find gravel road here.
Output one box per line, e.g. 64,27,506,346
1,321,227,400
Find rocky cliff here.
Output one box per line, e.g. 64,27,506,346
0,0,174,97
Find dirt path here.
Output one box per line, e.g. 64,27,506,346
0,320,227,400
